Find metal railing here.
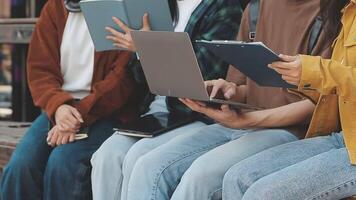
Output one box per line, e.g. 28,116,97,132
0,18,39,121
0,18,37,44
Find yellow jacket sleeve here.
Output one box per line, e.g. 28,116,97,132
299,55,356,102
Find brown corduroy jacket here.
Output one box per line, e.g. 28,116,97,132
27,0,138,126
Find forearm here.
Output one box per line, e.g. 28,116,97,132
245,99,315,128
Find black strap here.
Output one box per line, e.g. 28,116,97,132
308,16,323,55
248,0,260,41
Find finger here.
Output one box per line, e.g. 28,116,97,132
224,86,236,100
272,66,293,76
113,39,131,48
106,35,131,46
50,131,59,147
63,118,77,130
56,133,63,146
270,60,299,70
185,99,206,112
141,13,151,31
47,130,53,144
180,99,194,108
61,134,69,145
65,113,78,125
113,43,130,50
69,134,75,143
184,99,201,111
195,101,207,107
72,109,83,123
269,62,292,71
204,80,214,89
69,108,84,123
281,75,299,86
279,54,298,62
112,17,131,33
105,26,124,38
210,80,224,98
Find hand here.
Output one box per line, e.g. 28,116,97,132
205,79,238,100
268,54,302,86
179,98,254,129
106,13,151,51
55,104,83,132
47,125,76,147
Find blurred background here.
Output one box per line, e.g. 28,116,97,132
0,0,47,122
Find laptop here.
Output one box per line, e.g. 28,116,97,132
131,31,261,110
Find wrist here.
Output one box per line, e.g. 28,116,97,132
236,111,264,129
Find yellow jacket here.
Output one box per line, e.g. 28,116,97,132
299,0,356,164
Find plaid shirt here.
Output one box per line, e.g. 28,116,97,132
131,0,243,115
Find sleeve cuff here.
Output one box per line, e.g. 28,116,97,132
298,55,323,91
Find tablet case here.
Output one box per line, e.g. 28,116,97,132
197,40,296,88
114,112,197,138
80,0,173,51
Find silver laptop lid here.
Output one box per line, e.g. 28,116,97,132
131,31,210,101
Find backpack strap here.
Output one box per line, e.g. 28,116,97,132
308,15,323,55
248,0,260,41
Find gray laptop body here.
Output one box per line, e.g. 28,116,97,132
131,31,261,110
80,0,173,51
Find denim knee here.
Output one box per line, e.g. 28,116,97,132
241,179,283,200
91,142,125,170
222,162,256,200
2,153,38,181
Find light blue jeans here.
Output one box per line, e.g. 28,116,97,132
124,125,298,200
90,96,207,200
222,132,356,200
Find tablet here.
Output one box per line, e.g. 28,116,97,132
114,112,197,138
80,0,173,51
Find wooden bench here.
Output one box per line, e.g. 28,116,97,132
0,121,29,177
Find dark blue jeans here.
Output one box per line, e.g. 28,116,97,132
0,113,116,200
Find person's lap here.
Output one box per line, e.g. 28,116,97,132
222,133,354,200
91,96,207,200
171,128,298,200
1,113,117,200
242,148,356,200
120,120,207,200
124,124,297,200
0,113,52,199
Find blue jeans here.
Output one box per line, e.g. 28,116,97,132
124,124,297,200
90,96,207,200
0,113,116,200
223,133,356,200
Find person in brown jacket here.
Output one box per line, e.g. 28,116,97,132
0,0,138,199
